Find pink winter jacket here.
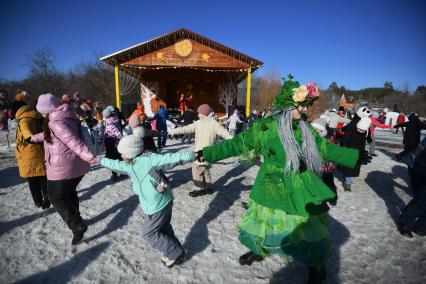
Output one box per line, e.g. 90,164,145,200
32,104,93,180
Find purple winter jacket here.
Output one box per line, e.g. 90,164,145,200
32,104,93,181
104,115,123,140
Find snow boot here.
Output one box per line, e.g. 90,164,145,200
395,154,403,162
307,266,326,284
41,199,51,209
343,183,351,192
111,174,119,181
189,188,213,197
241,201,249,210
238,251,264,265
397,221,413,238
161,252,186,268
413,226,426,237
72,225,88,245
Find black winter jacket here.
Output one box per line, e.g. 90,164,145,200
396,114,426,147
339,130,367,177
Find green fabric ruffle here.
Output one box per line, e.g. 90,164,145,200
238,199,330,266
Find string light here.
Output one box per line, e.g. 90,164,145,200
121,64,262,73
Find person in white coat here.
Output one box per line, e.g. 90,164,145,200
169,104,232,197
226,109,244,136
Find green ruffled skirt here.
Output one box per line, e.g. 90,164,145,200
238,199,330,267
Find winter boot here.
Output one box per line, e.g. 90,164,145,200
241,201,249,210
41,199,51,209
395,154,403,162
343,183,351,192
189,188,213,197
412,226,426,237
111,173,119,181
161,252,186,268
72,224,88,245
238,251,264,265
397,220,413,238
307,266,327,284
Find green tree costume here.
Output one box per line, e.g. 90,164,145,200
203,77,358,267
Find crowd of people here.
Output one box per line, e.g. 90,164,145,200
1,80,425,283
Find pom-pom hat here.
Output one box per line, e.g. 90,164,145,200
117,127,145,159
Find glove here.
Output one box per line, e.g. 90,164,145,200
196,150,204,163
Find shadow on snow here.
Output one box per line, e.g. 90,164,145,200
15,242,110,284
183,163,252,260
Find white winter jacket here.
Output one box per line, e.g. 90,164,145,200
322,111,351,129
226,113,244,131
169,117,232,151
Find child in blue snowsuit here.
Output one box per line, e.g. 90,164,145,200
98,126,195,267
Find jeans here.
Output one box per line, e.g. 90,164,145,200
368,138,375,154
157,130,167,147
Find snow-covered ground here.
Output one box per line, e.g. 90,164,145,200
1,122,425,284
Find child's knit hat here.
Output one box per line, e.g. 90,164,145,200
102,107,112,118
117,127,145,159
197,104,213,116
129,115,141,129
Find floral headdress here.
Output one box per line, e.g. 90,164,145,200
273,75,320,110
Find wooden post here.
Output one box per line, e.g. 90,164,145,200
114,65,121,108
245,66,252,117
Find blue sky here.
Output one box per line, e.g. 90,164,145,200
1,0,425,91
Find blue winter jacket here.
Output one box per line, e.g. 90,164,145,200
403,136,426,176
101,151,195,215
154,108,167,131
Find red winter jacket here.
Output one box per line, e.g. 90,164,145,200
396,114,406,124
369,116,392,138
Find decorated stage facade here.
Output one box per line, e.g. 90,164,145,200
100,28,262,116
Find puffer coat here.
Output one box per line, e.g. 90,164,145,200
15,105,46,178
32,103,93,180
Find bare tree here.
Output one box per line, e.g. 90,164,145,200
255,68,282,110
23,48,66,97
219,74,238,116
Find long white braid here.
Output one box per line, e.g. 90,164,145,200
277,110,323,175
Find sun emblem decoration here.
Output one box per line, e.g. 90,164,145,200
202,53,210,62
174,39,193,57
156,52,164,59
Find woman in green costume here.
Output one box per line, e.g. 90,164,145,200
199,75,360,283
